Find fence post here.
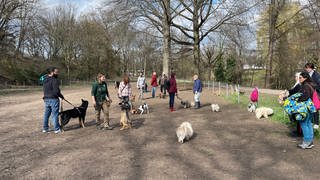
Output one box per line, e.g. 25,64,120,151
212,81,214,93
218,82,221,95
226,83,229,97
237,84,240,104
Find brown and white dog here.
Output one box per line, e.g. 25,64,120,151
120,110,132,130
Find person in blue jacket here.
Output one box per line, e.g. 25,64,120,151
193,74,202,109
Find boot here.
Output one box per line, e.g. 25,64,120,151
198,101,201,108
195,102,199,109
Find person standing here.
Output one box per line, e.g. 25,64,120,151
151,71,158,98
118,75,133,127
193,74,202,108
91,73,113,130
159,72,168,98
168,73,177,112
304,63,320,129
297,72,315,149
42,67,64,134
136,72,145,100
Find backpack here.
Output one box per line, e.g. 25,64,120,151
39,74,47,85
307,84,320,110
250,87,259,102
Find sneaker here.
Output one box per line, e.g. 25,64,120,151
103,126,113,130
42,129,50,133
313,124,319,129
54,129,61,134
298,141,314,149
307,142,314,149
96,126,103,130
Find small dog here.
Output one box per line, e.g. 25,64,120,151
255,107,273,119
176,122,194,143
278,90,289,105
59,99,89,130
181,100,191,108
211,104,220,112
138,102,149,114
115,81,120,89
190,101,195,107
120,110,132,130
247,103,256,113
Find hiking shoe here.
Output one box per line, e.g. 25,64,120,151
42,129,50,133
96,126,103,130
314,124,319,129
298,141,314,149
54,129,62,134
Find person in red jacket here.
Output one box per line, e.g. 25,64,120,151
151,71,158,98
168,72,177,112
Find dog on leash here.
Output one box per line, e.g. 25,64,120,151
59,99,89,131
115,81,120,89
120,110,132,130
176,122,194,143
138,102,149,114
181,100,191,108
211,104,220,112
255,107,273,119
247,103,256,113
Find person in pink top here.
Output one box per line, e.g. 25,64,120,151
151,71,158,98
167,72,177,112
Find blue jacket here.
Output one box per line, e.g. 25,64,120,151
193,79,202,93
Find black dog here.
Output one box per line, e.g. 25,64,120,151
115,81,120,89
59,99,89,131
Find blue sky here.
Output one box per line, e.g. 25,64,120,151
39,0,104,14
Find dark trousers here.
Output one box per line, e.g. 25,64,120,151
313,111,319,125
160,85,167,95
169,93,175,108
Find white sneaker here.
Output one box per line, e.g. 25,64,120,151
54,129,61,134
42,129,50,133
314,124,319,129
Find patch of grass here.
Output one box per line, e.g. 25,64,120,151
223,92,320,139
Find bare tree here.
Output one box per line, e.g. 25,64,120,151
171,0,261,77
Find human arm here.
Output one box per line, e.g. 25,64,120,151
52,79,64,99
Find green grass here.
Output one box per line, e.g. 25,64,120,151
223,92,320,139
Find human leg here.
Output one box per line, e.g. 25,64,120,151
43,99,52,131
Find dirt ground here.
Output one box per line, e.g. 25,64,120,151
0,86,320,180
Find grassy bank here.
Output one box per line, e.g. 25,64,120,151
224,92,320,139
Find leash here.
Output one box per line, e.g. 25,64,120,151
63,99,82,113
176,95,183,101
63,98,76,107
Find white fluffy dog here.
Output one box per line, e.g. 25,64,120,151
255,107,273,119
211,104,220,112
176,122,194,143
247,103,256,113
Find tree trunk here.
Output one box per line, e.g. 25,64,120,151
193,3,201,77
265,0,276,88
162,0,171,76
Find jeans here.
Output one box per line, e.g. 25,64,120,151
160,85,166,95
300,112,314,143
152,87,156,98
169,93,175,108
194,92,201,102
43,98,60,131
